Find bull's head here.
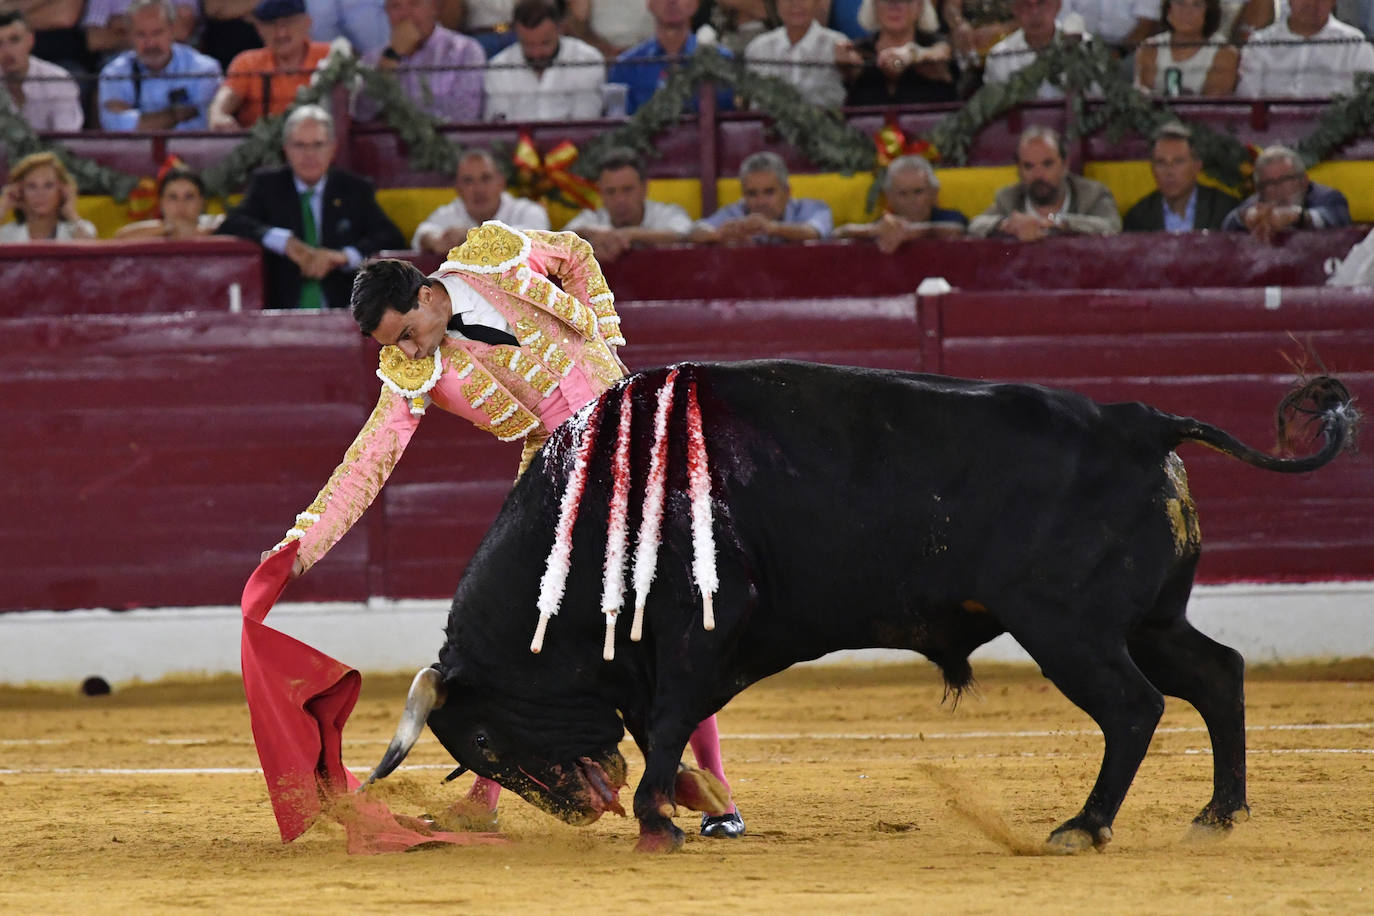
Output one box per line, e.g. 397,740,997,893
362,667,628,825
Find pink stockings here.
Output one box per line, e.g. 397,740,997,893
465,714,732,810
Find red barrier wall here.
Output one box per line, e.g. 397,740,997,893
2,286,1369,613
0,238,263,317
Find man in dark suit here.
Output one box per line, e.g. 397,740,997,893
219,103,405,309
1221,144,1352,244
1124,123,1239,233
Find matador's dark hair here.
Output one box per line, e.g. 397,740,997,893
350,258,432,336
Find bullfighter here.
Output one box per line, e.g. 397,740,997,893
261,221,745,838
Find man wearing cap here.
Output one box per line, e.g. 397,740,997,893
258,220,748,840
208,0,331,129
218,104,406,309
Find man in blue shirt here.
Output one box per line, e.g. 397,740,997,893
691,150,833,244
97,0,221,131
608,0,734,115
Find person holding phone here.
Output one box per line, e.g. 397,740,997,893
97,0,222,130
0,152,98,241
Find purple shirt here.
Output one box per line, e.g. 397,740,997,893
356,25,486,123
83,0,197,26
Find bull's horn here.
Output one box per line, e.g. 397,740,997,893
358,667,447,791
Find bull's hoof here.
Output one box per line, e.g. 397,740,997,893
673,763,732,816
635,822,685,853
1187,805,1250,842
1046,824,1111,855
700,808,746,839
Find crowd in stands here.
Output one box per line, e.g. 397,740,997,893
0,0,1369,298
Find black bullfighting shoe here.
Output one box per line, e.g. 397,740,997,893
700,808,746,838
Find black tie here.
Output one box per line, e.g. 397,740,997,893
446,313,518,346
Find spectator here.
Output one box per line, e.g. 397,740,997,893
97,0,221,131
7,0,87,82
969,124,1121,238
1237,0,1374,97
1221,144,1351,243
0,151,96,241
83,0,196,59
461,0,518,57
115,168,224,238
201,0,264,72
745,0,848,110
1122,122,1239,232
412,148,550,255
609,0,735,116
1058,0,1159,55
304,0,390,56
218,104,406,309
354,0,485,123
1232,0,1274,42
835,0,958,105
0,11,83,130
564,147,691,261
563,0,656,57
834,153,966,251
484,0,605,120
983,0,1085,100
690,150,833,243
209,0,331,129
1136,0,1239,96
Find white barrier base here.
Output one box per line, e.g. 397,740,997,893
1,581,1371,686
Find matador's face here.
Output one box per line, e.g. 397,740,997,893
371,283,450,360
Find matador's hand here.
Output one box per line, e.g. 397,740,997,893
260,546,306,579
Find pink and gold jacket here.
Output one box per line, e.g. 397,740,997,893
275,222,627,573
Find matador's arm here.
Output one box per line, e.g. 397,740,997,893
273,386,421,574
524,229,626,348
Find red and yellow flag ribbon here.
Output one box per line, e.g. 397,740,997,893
126,154,189,220
874,120,939,168
512,134,601,211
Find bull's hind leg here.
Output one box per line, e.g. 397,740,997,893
1012,625,1165,853
1129,616,1249,834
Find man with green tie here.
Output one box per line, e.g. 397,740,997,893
220,104,405,309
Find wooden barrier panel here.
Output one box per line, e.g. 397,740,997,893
0,239,263,317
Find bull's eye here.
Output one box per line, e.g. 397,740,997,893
475,733,489,749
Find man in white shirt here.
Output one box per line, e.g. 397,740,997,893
744,0,847,110
484,0,605,121
0,11,83,130
984,0,1093,100
1238,0,1374,97
564,147,691,262
412,148,550,254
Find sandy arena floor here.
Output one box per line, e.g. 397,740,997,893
1,660,1371,914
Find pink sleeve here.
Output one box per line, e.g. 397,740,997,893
525,230,625,347
275,388,421,573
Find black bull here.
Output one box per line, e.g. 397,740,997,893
366,360,1356,852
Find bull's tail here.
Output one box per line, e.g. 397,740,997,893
1169,375,1358,473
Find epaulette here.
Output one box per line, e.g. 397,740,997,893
443,220,533,274
377,345,442,416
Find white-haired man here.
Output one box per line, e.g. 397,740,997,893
835,154,967,252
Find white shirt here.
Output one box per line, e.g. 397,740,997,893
0,218,97,241
484,36,606,121
564,199,693,233
984,28,1096,100
4,57,83,131
436,272,513,337
1238,16,1374,97
591,4,655,49
1059,0,1160,45
412,191,550,249
744,21,848,111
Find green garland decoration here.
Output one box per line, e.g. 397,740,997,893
3,42,1373,208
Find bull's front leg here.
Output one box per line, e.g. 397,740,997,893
632,715,729,852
